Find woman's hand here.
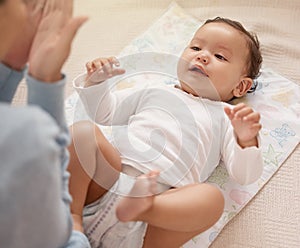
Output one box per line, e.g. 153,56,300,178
28,0,88,82
224,103,262,148
2,0,44,70
84,57,126,87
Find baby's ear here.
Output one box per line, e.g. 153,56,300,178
232,78,253,98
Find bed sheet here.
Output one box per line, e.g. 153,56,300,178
65,2,300,247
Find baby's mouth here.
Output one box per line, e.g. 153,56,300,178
189,65,208,77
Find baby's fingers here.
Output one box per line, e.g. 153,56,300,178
87,58,111,76
105,57,125,77
250,123,262,133
243,112,260,122
234,106,253,120
86,61,93,73
85,57,124,83
93,59,103,70
224,106,234,119
103,57,121,76
109,56,120,67
111,68,126,77
86,58,104,73
231,102,246,115
102,57,116,77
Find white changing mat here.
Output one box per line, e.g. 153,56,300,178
65,2,300,247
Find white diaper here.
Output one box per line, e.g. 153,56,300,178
82,165,171,248
83,189,147,248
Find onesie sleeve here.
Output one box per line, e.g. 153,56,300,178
221,120,263,185
73,73,144,126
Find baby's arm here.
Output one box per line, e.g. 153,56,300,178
224,103,261,148
222,103,263,185
73,57,145,126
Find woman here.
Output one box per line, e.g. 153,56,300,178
0,0,87,247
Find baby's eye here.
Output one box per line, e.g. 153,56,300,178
215,54,227,61
191,46,201,51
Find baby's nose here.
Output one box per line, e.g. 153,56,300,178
196,51,209,64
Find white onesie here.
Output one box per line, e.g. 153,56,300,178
74,74,263,187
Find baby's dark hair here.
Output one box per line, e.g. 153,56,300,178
204,17,262,93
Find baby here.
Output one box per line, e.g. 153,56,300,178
69,17,263,248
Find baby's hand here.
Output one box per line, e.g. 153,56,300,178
224,103,262,148
84,57,125,87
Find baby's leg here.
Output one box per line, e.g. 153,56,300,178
143,225,204,248
147,183,223,232
121,182,224,232
68,121,122,232
141,183,224,248
117,180,224,247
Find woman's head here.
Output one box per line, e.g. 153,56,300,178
0,0,27,59
177,17,262,101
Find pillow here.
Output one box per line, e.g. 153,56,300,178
66,2,300,247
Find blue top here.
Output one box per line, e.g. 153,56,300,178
0,63,90,248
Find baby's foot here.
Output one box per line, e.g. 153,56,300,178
116,171,159,222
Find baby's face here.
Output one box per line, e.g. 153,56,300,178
177,22,249,101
